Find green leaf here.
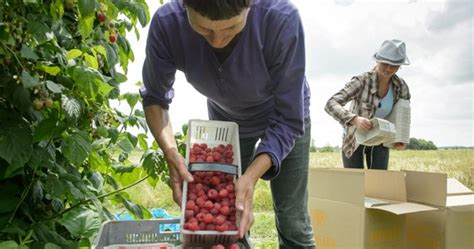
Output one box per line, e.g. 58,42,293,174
66,49,83,60
103,42,118,69
37,64,61,76
58,206,101,238
0,121,32,176
32,118,66,142
46,80,64,93
84,53,98,69
61,131,91,165
21,71,39,88
33,222,73,248
78,0,96,17
88,171,104,190
20,45,39,60
0,241,18,248
72,66,113,100
78,15,94,39
121,93,140,109
116,134,134,154
44,175,65,198
66,182,85,200
12,86,32,113
92,45,107,57
118,44,129,73
130,2,149,27
127,133,138,148
107,128,119,143
50,0,65,20
97,126,108,137
123,199,144,219
28,21,53,44
104,1,119,20
45,243,62,249
115,72,127,83
89,151,108,172
137,134,148,151
61,95,82,121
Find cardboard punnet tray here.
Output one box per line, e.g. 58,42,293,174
180,119,242,247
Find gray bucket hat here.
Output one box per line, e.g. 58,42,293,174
373,39,410,65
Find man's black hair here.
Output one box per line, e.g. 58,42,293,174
183,0,252,20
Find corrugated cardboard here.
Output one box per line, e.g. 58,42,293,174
309,168,436,249
404,170,474,249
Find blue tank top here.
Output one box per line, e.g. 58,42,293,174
374,85,394,118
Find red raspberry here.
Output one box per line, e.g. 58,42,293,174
203,213,214,224
210,176,221,186
219,189,229,198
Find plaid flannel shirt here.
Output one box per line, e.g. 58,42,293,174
325,69,411,158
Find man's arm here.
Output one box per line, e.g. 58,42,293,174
144,105,193,205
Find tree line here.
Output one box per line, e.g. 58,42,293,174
311,137,439,152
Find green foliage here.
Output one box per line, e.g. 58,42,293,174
317,144,336,153
408,137,438,150
0,0,173,247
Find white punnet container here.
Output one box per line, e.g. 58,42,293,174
180,119,242,247
355,118,396,146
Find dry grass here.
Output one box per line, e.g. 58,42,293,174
310,149,474,189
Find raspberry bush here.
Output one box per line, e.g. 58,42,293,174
0,0,176,248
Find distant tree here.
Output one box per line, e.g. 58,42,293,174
408,138,438,150
318,144,335,153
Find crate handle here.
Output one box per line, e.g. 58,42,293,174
188,162,238,175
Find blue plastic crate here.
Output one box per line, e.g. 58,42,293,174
113,208,180,232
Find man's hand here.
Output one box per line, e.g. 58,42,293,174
163,148,193,206
351,116,373,132
235,173,256,238
234,153,271,238
144,105,193,206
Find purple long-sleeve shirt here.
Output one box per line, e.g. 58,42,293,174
141,0,310,179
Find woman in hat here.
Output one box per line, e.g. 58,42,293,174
325,39,411,169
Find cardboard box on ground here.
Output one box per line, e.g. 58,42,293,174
308,168,474,249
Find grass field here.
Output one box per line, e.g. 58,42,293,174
124,149,473,248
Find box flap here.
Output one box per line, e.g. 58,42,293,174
364,197,397,208
367,202,438,215
446,194,474,208
365,170,406,202
404,170,447,207
309,168,364,206
447,178,473,195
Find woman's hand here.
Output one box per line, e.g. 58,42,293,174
351,116,373,131
163,148,193,205
393,143,407,150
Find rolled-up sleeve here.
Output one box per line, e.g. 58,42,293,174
325,77,364,127
141,13,177,110
255,11,307,180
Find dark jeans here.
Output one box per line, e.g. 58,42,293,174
342,144,389,170
240,119,316,249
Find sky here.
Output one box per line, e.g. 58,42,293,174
119,0,473,148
